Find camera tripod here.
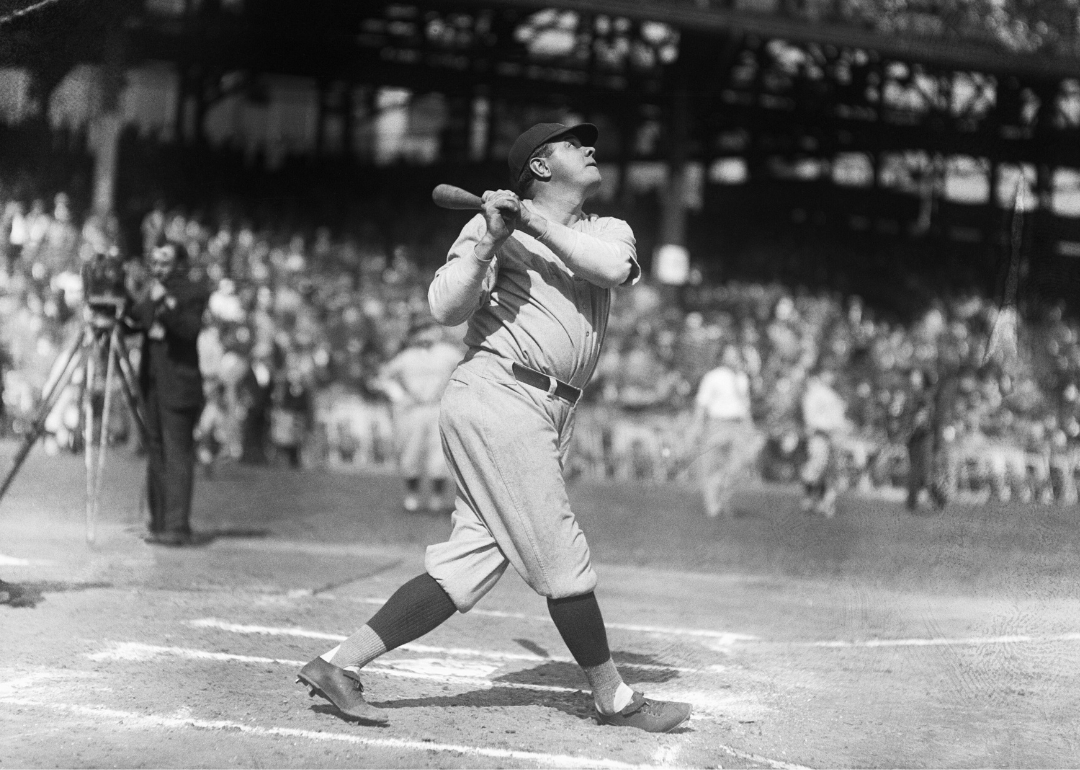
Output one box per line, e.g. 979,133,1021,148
0,300,148,544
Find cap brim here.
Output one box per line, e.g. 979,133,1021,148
549,123,598,148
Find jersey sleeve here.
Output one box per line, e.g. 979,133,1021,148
587,216,640,287
428,214,500,326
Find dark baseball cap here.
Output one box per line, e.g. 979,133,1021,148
508,122,598,185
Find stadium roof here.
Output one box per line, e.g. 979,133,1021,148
0,0,1077,82
472,0,1080,80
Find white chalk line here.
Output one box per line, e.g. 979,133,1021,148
86,642,746,716
652,742,681,768
0,697,653,769
300,599,1080,650
805,632,1080,648
0,553,52,567
187,618,701,673
715,743,814,770
0,669,100,696
346,597,758,645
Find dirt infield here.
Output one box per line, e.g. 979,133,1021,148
1,444,1079,768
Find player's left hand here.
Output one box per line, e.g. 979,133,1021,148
479,189,520,244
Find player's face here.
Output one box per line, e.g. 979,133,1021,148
547,136,601,195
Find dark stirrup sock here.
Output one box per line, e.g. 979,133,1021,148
366,572,458,652
547,592,611,668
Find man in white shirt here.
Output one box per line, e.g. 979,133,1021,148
799,368,849,518
691,345,761,517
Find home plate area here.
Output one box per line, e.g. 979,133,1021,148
0,589,795,770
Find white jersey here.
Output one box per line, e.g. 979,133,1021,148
695,366,752,421
801,379,847,434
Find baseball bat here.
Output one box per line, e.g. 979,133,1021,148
432,184,482,211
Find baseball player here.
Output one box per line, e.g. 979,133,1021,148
691,344,762,517
296,122,692,733
798,367,848,517
378,316,463,512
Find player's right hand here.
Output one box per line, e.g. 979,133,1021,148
480,189,520,243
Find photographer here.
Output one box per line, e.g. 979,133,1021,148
127,242,210,546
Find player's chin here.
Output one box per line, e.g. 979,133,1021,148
582,172,603,198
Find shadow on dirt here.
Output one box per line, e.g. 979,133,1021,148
313,686,693,734
0,579,112,608
513,638,551,658
341,687,592,721
203,527,272,540
494,655,682,688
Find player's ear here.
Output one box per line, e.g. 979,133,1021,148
528,155,552,183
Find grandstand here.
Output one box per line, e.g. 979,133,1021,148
0,0,1079,504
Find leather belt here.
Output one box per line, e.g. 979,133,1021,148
511,363,581,403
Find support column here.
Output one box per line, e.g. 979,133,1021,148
315,80,328,157
1031,80,1059,311
91,19,125,220
653,79,691,287
342,80,355,160
615,100,634,209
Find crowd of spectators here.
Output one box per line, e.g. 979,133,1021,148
583,280,1080,504
2,184,1080,506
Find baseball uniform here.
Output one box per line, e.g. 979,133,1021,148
424,211,639,610
380,336,462,508
296,123,691,734
799,374,848,517
694,362,760,518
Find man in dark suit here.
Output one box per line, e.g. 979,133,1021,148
128,241,210,545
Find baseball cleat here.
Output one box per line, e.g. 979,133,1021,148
594,691,692,733
296,657,389,725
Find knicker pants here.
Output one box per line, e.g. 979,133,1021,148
396,403,448,479
700,417,761,516
425,353,597,612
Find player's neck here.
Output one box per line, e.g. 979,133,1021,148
529,186,585,226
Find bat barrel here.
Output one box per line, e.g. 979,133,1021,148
432,184,482,210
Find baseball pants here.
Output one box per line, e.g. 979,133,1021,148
699,417,761,517
425,352,597,612
395,403,448,479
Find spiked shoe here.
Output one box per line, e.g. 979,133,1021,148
296,657,389,725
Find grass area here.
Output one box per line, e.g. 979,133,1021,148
3,440,1078,598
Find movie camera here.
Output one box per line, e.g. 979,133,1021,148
0,249,148,544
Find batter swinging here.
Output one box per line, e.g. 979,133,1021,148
296,122,692,733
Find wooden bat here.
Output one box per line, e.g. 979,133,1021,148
432,184,482,210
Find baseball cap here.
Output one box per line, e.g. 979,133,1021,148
508,122,598,186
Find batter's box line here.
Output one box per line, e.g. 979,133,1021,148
793,632,1080,648
0,693,811,770
345,598,760,646
186,618,719,674
0,696,663,770
85,641,751,718
188,613,1080,652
